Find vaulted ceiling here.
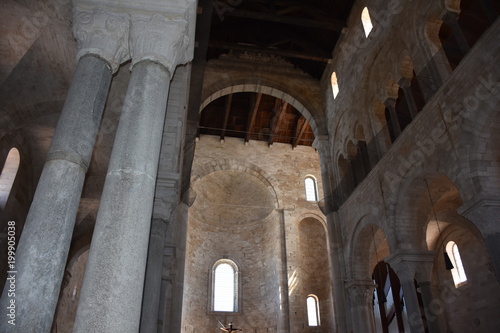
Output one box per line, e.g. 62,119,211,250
194,0,356,147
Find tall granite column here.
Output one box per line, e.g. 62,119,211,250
345,281,377,333
139,217,167,333
387,257,425,333
0,7,129,332
73,13,191,333
313,137,349,333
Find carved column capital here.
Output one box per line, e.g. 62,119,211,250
345,280,376,306
72,6,130,73
130,14,190,74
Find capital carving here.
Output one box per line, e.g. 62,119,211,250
346,281,376,306
130,14,190,74
73,6,130,73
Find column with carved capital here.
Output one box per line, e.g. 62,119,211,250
73,12,192,333
0,6,129,332
387,257,425,333
345,280,377,333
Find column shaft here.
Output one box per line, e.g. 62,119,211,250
0,55,111,332
401,80,419,119
73,61,171,333
400,279,425,333
443,12,470,56
385,100,402,139
140,218,167,333
419,281,442,333
277,209,291,333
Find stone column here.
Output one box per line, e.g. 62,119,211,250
313,137,349,333
442,12,471,56
384,99,401,139
139,217,167,333
399,78,419,120
276,209,291,333
73,13,191,333
387,257,425,333
345,280,377,333
415,256,442,333
0,7,129,332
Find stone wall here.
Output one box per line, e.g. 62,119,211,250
182,136,333,333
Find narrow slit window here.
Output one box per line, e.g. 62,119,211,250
331,72,339,99
307,295,320,327
361,7,373,37
212,260,238,312
0,148,20,209
446,241,467,287
305,177,318,202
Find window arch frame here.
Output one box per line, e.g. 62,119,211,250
306,294,321,327
446,241,467,287
210,258,241,313
0,147,20,209
304,176,318,202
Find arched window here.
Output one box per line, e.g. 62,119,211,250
304,176,318,202
446,241,467,287
361,7,373,37
306,295,320,326
212,259,239,312
330,72,339,99
0,148,20,209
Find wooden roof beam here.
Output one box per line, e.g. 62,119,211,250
224,9,344,31
245,93,262,143
269,100,288,146
208,41,330,62
293,116,308,148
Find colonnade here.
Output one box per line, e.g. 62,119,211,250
0,1,195,332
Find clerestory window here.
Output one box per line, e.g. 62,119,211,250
305,176,318,202
331,72,339,99
0,148,20,209
307,295,320,327
446,241,467,287
361,7,373,37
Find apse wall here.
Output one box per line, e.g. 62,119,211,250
182,135,326,333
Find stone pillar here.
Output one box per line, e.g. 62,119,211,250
442,12,471,56
415,256,442,333
0,7,129,332
459,195,500,283
277,209,291,333
345,280,377,333
313,137,349,333
399,78,419,119
387,255,425,333
384,99,401,139
139,217,167,333
73,12,191,333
